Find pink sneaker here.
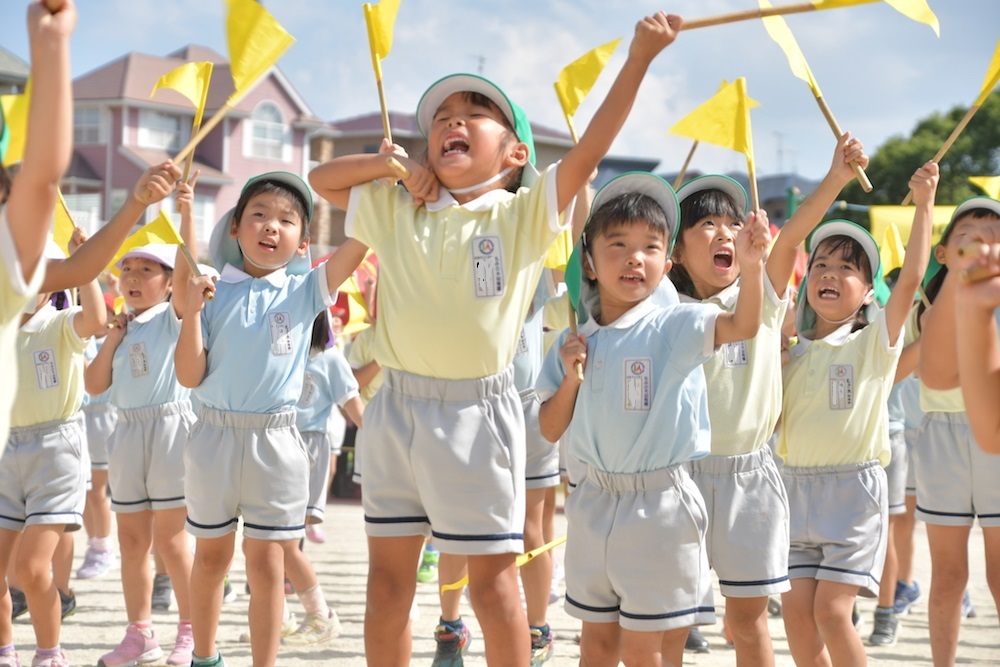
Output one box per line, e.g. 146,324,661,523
305,524,326,544
98,624,163,667
29,651,67,667
0,648,20,667
166,623,193,666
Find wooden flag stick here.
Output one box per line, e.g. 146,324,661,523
681,0,878,31
376,77,393,145
901,104,979,205
815,96,873,193
747,157,760,213
171,99,236,165
673,140,699,189
386,156,410,180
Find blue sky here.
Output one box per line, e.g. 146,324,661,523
6,0,999,181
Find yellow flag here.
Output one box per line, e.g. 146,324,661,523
337,254,377,336
669,78,758,170
969,175,1000,200
226,0,295,101
52,192,76,257
544,229,573,272
974,39,1000,106
879,222,906,276
113,296,126,316
810,0,938,35
760,0,822,97
554,38,622,119
151,61,214,126
107,211,183,276
364,0,401,65
0,80,31,167
869,205,958,248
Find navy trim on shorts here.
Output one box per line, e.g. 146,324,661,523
431,530,524,542
26,511,81,520
186,517,239,530
150,495,185,504
526,472,561,482
565,595,619,613
364,515,429,524
979,512,1000,519
243,522,306,532
790,563,879,585
718,575,789,587
111,496,152,506
620,606,716,621
0,513,25,524
916,505,975,518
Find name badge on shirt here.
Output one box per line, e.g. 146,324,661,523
829,364,854,410
721,340,749,367
471,235,504,298
300,372,317,407
515,329,529,357
268,312,293,356
129,342,150,377
33,348,59,390
624,357,653,411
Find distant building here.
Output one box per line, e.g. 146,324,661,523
0,46,29,95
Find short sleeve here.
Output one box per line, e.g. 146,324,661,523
535,329,570,401
59,307,90,353
664,304,720,375
509,163,568,253
345,181,409,250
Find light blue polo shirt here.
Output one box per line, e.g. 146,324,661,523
296,345,360,433
887,380,906,435
83,337,111,407
110,302,189,409
194,264,335,413
537,298,719,473
897,374,923,432
512,279,548,393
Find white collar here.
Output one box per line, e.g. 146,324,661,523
791,321,855,358
579,297,660,336
424,187,515,213
220,263,287,287
20,303,59,333
131,301,170,324
678,279,740,308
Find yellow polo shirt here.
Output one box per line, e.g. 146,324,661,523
779,310,902,468
0,208,47,445
12,304,88,428
346,325,383,404
345,165,566,379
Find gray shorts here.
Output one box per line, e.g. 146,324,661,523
564,464,715,632
185,408,309,541
83,402,116,469
109,400,193,513
688,447,791,598
522,390,559,489
913,412,1000,527
782,461,887,598
886,431,907,515
360,367,525,555
904,427,918,496
302,430,330,525
0,416,87,532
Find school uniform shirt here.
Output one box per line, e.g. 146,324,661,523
345,164,567,380
193,264,335,413
680,275,787,456
296,346,360,433
512,279,548,393
83,337,112,406
110,302,189,409
12,304,88,428
346,326,383,404
779,310,902,468
536,297,719,474
0,208,46,445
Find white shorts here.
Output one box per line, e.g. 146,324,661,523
82,402,116,469
301,430,331,525
327,408,346,457
109,400,194,513
904,426,918,497
522,390,559,489
185,408,309,541
885,430,907,515
564,464,715,632
0,416,87,532
782,461,887,598
688,447,791,598
914,412,1000,527
360,367,525,556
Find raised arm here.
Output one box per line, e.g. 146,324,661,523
714,211,769,345
538,333,587,443
324,239,370,299
175,274,215,388
5,0,77,282
767,133,867,298
171,171,199,317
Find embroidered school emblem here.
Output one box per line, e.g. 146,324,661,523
471,235,504,298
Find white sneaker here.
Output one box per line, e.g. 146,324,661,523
77,547,118,579
281,610,342,646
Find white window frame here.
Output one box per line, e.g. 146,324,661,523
244,101,291,162
73,106,103,144
137,110,185,151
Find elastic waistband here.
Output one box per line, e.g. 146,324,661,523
9,413,84,441
584,463,687,493
518,387,539,403
782,459,881,478
382,366,515,402
688,446,775,476
197,406,297,429
118,399,192,422
82,401,114,414
924,411,969,426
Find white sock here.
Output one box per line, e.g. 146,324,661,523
297,584,330,619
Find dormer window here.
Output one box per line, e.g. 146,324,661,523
247,101,288,161
138,110,184,151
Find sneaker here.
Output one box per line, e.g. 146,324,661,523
852,601,863,632
417,547,440,584
190,653,225,666
98,624,164,667
282,610,342,646
868,608,899,647
530,624,554,666
961,590,977,619
893,580,921,616
239,613,297,643
767,596,782,617
431,621,472,667
305,525,326,544
166,623,193,666
151,574,173,612
222,577,237,603
684,627,710,653
58,589,76,620
10,588,27,620
29,651,68,667
0,648,20,667
77,547,117,580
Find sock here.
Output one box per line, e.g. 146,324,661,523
282,598,293,623
439,616,463,630
192,652,221,665
0,644,15,656
132,620,152,632
91,536,112,552
875,606,895,615
297,584,330,619
34,646,61,657
530,623,550,635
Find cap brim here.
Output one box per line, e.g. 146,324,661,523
241,171,314,221
590,172,681,249
209,208,312,276
676,174,749,214
416,74,515,138
807,219,880,280
116,243,177,270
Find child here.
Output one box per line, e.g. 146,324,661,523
668,135,867,662
536,171,767,666
84,177,199,667
0,0,76,452
176,171,367,667
308,12,682,666
0,237,106,667
777,161,937,667
912,195,1000,666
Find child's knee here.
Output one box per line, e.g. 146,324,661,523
15,558,51,592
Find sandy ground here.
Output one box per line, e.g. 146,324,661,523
10,498,999,666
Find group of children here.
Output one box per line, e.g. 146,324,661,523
2,2,999,667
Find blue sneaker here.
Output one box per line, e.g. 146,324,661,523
961,590,977,619
893,580,921,615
